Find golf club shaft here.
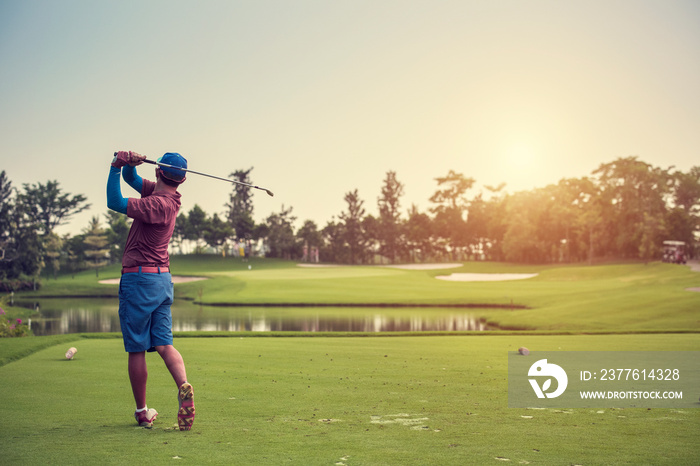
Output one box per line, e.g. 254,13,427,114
116,154,274,196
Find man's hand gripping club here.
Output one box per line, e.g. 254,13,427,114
112,151,147,168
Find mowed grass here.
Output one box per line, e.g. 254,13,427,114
4,258,700,464
1,334,699,465
26,258,700,331
181,259,700,331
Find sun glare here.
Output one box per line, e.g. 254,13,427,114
491,141,549,191
507,143,536,169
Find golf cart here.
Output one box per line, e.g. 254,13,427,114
662,240,686,264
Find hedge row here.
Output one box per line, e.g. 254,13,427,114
0,279,40,292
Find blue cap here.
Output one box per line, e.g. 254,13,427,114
157,152,188,182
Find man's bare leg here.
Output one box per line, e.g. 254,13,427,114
155,345,187,387
156,344,195,431
128,351,148,409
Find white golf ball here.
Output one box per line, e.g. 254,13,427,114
65,347,77,359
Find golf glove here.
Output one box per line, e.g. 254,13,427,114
112,151,146,168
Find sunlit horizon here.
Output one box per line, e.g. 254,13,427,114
1,0,698,236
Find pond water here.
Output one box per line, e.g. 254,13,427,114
16,298,493,335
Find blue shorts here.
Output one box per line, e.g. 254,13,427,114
118,271,174,352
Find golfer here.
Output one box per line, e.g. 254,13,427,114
107,150,195,431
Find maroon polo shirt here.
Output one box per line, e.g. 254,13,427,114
122,179,181,268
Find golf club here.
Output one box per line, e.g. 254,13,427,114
114,153,274,196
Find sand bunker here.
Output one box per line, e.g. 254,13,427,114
99,276,208,285
384,263,463,270
297,263,461,270
436,273,538,282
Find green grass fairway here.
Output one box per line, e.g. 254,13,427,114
26,258,700,331
1,334,699,465
195,261,700,331
6,258,698,464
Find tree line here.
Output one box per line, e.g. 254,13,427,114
1,156,698,289
257,157,698,265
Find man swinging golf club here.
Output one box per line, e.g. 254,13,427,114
107,150,195,431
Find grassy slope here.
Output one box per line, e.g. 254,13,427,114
1,334,698,465
0,334,78,366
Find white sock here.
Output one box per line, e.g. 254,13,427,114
135,406,148,413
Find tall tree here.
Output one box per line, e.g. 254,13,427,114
667,166,700,256
173,213,189,254
362,215,381,263
104,210,131,263
0,171,14,262
551,177,604,264
429,170,474,213
0,179,43,280
296,220,322,262
339,189,368,264
63,234,83,279
429,170,474,259
502,188,551,263
377,171,405,263
405,205,433,262
639,211,666,263
226,168,256,240
264,205,297,259
185,205,210,253
466,194,489,260
83,217,109,277
483,184,508,261
671,166,700,213
203,213,234,256
432,207,468,261
43,232,63,279
16,180,90,236
320,219,346,263
592,157,671,259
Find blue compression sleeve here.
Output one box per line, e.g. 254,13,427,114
107,166,128,214
122,165,143,194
